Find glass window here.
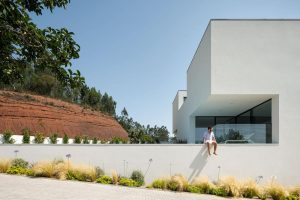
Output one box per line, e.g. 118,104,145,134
216,116,234,124
236,111,251,124
195,117,215,128
252,100,271,123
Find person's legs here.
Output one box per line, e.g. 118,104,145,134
206,142,211,155
213,142,217,155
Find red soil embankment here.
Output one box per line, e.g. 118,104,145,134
0,91,127,139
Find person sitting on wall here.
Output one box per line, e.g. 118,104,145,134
203,127,218,156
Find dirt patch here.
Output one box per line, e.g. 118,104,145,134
0,91,127,139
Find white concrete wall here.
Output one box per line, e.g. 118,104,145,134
172,90,187,135
210,20,300,146
0,144,298,186
175,24,212,142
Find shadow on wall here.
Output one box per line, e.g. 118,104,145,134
188,145,208,182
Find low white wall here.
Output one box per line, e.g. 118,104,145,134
0,144,298,186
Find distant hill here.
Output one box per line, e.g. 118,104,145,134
0,91,127,140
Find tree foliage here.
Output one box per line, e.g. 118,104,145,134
0,0,84,88
117,108,169,144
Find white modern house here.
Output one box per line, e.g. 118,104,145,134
173,19,300,145
171,19,300,184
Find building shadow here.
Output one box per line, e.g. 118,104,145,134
188,145,209,182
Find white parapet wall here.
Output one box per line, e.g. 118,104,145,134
0,144,298,186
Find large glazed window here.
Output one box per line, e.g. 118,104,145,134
195,99,272,144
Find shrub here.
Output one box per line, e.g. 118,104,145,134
167,174,188,192
49,133,58,144
66,165,96,182
266,183,287,200
131,170,144,186
167,179,180,191
22,128,31,144
0,159,11,173
11,158,29,168
289,186,300,198
74,135,82,144
95,166,104,178
92,137,98,144
186,185,202,193
6,166,29,175
96,175,113,184
240,179,259,198
82,135,89,144
31,160,68,179
119,177,138,187
151,178,168,190
286,195,300,200
191,176,215,194
100,139,108,144
217,176,241,197
34,132,45,144
110,137,122,144
171,174,189,191
111,170,119,184
63,134,69,144
2,129,15,144
211,187,229,197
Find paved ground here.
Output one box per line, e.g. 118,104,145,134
0,174,233,200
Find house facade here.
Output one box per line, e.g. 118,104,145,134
173,19,300,145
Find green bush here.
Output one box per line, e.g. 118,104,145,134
22,128,31,144
286,195,300,200
96,175,113,184
34,132,45,144
131,170,144,186
119,177,138,187
49,133,58,144
211,187,229,197
63,134,69,144
74,135,82,144
241,186,258,198
186,185,202,193
192,177,214,194
66,169,94,182
110,137,123,144
289,186,300,198
25,169,34,176
82,135,89,144
2,129,15,144
92,137,98,144
151,179,168,189
167,179,180,191
11,158,29,168
6,166,29,175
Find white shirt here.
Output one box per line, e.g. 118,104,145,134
203,131,215,142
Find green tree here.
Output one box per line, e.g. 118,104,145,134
0,0,85,88
34,132,45,144
1,129,15,144
63,133,69,144
82,135,89,144
92,137,98,144
22,128,31,144
100,93,116,116
49,133,58,144
74,135,82,144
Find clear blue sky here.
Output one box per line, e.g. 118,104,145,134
31,0,300,133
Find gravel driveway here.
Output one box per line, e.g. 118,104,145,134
0,174,232,200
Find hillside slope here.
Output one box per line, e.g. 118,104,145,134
0,91,127,139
